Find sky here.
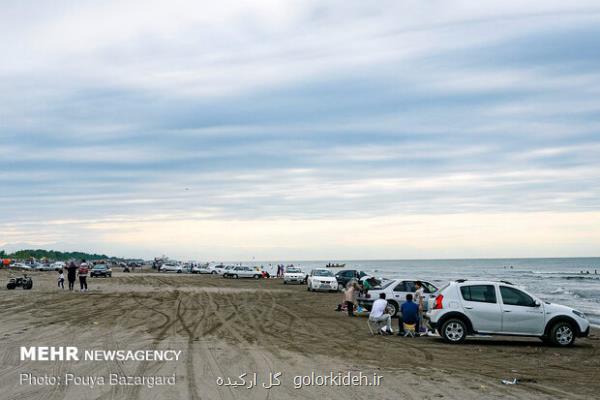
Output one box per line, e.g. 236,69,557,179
1,0,600,261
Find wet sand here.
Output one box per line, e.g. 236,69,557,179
0,270,598,400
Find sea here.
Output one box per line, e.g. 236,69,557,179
247,258,600,327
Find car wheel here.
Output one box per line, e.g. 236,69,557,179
441,318,467,344
386,301,399,317
177,270,182,274
337,283,344,291
253,275,261,279
7,283,15,290
233,274,239,279
550,321,575,347
212,271,217,275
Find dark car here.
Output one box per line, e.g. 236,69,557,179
335,269,367,290
90,264,112,278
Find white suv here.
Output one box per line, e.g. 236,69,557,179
427,280,590,346
160,263,183,273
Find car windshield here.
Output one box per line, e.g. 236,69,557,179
93,265,106,269
287,268,302,273
313,270,333,277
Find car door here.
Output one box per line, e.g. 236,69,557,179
337,270,353,287
458,284,502,333
499,286,545,335
391,281,414,303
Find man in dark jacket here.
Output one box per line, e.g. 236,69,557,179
66,261,78,291
398,293,419,335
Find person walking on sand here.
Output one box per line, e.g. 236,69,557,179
78,259,89,292
344,281,359,317
57,269,65,290
66,261,78,291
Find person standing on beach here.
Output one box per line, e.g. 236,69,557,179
414,281,425,333
78,259,89,292
344,281,359,317
57,269,65,290
66,261,77,291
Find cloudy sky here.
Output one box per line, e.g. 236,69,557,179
1,0,600,260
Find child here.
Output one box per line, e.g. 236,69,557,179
58,269,65,290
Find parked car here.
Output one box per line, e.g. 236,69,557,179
35,263,54,271
307,269,338,292
160,263,184,273
283,267,306,284
427,280,590,346
13,263,32,270
335,269,368,291
223,266,263,279
52,261,66,271
212,265,234,275
191,264,212,274
357,278,438,316
91,264,113,278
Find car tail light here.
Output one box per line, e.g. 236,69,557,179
434,294,444,310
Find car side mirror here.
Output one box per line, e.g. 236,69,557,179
534,300,541,307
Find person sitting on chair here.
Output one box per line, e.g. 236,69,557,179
398,293,419,336
369,293,393,335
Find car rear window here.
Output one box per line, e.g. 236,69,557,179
460,285,497,303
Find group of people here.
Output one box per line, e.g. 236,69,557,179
275,264,295,278
369,291,426,336
340,279,431,336
57,259,89,292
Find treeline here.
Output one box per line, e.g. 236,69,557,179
1,249,111,261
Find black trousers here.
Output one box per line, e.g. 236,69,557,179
68,277,75,290
58,279,64,289
79,276,87,290
345,301,354,316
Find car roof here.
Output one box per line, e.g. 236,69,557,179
452,280,514,286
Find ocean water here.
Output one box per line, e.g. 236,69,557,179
251,258,600,327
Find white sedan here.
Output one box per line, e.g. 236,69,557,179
223,266,263,279
283,267,306,284
191,264,212,274
212,265,234,275
160,263,184,273
307,269,338,292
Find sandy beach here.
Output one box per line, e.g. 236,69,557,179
0,270,598,400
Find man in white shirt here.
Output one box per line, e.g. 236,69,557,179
369,293,393,335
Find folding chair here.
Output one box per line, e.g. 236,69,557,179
403,323,416,337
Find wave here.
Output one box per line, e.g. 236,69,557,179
571,289,600,301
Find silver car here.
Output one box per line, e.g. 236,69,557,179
357,278,438,316
427,280,591,346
